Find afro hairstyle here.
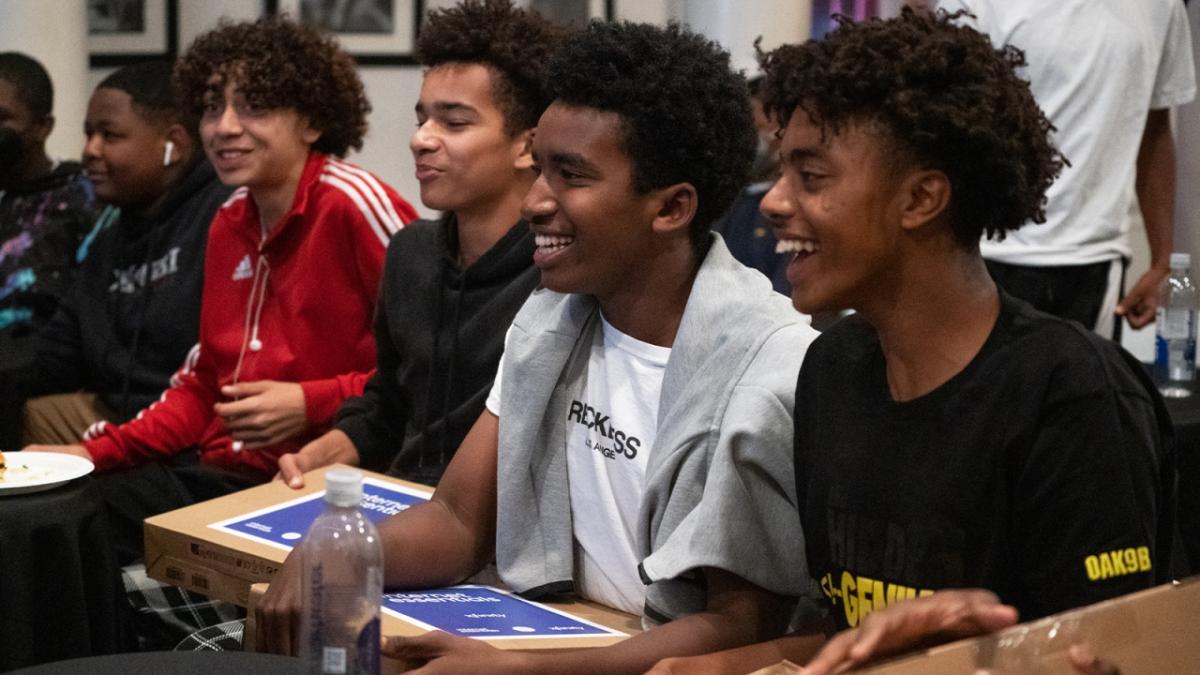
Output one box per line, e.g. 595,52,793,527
545,21,756,253
174,15,370,157
759,9,1064,246
416,0,564,136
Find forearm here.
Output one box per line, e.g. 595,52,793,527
1135,109,1175,270
377,499,492,589
515,608,797,675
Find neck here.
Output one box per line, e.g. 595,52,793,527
453,176,532,269
597,239,699,347
129,158,189,220
251,161,307,234
860,243,1000,402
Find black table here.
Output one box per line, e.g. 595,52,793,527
6,651,303,674
1163,386,1200,576
0,477,131,671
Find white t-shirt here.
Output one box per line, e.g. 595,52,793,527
486,316,670,615
937,0,1196,266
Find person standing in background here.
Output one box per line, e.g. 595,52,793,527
925,0,1196,339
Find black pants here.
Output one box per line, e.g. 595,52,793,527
91,452,259,566
986,260,1115,335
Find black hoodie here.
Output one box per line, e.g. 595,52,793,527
337,215,537,485
27,158,232,420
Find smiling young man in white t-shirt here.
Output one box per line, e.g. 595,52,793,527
258,18,819,673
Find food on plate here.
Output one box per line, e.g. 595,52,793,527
0,449,5,480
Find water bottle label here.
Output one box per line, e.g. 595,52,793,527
1157,307,1196,339
357,616,380,674
322,646,347,674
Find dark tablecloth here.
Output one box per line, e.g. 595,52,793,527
0,477,131,670
1164,388,1200,576
0,331,35,450
6,651,303,674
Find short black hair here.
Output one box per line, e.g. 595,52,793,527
546,21,755,252
0,52,53,118
759,9,1064,246
175,16,370,157
417,0,564,136
99,61,199,141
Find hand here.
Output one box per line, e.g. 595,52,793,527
1068,644,1121,675
255,546,305,656
22,444,94,461
1115,267,1167,330
214,380,307,449
382,630,526,674
803,590,1018,675
276,430,360,489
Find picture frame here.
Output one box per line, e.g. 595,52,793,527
88,0,179,67
268,0,423,65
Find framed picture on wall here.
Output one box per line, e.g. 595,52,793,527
527,0,614,24
88,0,179,67
268,0,422,65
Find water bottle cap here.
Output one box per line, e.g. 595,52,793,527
1170,252,1191,269
324,469,363,507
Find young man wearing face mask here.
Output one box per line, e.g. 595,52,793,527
0,52,98,447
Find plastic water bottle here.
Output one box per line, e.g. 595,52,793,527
300,469,383,674
1154,253,1198,398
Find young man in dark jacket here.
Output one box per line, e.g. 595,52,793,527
17,62,232,444
277,0,562,487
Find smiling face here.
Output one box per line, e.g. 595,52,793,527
761,112,910,315
82,87,172,208
522,102,664,300
199,78,319,192
410,62,531,215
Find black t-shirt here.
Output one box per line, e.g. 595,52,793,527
794,294,1174,629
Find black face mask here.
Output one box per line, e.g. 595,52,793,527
0,127,26,180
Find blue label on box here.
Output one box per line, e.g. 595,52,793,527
381,585,625,639
209,478,430,551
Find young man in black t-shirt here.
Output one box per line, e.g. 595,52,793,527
650,10,1174,675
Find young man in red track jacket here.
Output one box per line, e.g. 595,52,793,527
28,17,417,564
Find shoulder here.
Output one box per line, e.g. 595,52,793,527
315,157,414,232
993,295,1152,405
384,219,442,269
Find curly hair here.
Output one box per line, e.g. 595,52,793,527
174,15,370,157
546,21,755,251
759,9,1064,245
417,0,563,136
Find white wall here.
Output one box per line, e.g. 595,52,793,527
0,1,89,163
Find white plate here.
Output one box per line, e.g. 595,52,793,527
0,451,95,496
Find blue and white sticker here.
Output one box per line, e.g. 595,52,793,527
209,477,430,551
382,585,626,640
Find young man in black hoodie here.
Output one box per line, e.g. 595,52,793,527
17,62,231,444
276,0,561,487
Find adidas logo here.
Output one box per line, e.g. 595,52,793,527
232,254,253,281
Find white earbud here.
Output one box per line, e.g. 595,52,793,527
163,141,175,167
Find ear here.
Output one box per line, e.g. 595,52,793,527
298,116,322,147
897,169,951,232
31,114,54,143
649,182,698,238
511,128,534,171
163,123,192,163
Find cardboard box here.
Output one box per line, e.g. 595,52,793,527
847,578,1200,674
145,464,640,649
144,464,429,606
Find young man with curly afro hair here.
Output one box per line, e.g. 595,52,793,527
257,17,819,672
268,0,561,494
29,16,419,565
650,10,1176,675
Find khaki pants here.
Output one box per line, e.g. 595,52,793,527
21,393,114,445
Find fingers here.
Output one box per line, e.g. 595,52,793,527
257,550,304,656
380,631,451,660
277,453,308,489
222,381,273,398
1069,645,1122,675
